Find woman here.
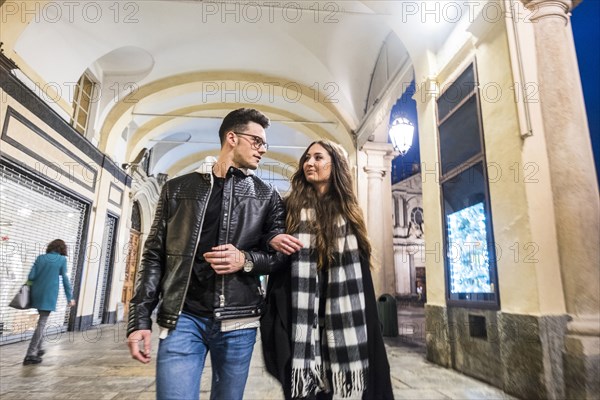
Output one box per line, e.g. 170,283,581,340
263,140,394,399
23,239,75,365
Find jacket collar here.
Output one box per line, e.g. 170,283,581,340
194,159,253,178
226,166,251,178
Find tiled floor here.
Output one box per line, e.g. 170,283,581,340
0,312,517,399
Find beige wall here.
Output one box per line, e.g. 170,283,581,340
476,15,565,315
415,77,445,306
417,7,565,315
0,1,73,116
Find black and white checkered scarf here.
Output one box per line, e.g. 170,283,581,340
291,208,369,399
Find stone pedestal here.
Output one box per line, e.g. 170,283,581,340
563,319,600,399
426,305,571,399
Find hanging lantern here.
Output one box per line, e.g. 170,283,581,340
389,116,415,155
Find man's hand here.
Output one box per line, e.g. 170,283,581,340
128,329,152,364
269,234,303,255
204,244,245,274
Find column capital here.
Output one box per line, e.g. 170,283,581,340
363,166,386,180
521,0,572,24
361,140,397,156
361,141,398,176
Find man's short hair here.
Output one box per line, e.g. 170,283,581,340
218,108,270,145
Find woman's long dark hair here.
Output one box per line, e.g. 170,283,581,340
46,239,67,256
286,140,372,268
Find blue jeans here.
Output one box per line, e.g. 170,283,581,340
156,312,257,400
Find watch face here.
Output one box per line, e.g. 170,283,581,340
243,252,253,272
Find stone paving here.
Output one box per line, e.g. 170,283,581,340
0,310,518,399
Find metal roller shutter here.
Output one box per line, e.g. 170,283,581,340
0,162,87,341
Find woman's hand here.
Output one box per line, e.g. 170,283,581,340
269,234,303,255
69,299,76,307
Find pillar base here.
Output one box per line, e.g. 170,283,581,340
564,316,600,399
425,305,571,399
425,304,452,368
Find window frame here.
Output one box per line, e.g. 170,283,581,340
436,60,500,310
70,72,96,136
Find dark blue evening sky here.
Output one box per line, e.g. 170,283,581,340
572,0,599,182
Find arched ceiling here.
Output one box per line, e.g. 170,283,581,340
8,0,472,191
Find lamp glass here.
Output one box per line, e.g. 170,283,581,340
389,117,415,155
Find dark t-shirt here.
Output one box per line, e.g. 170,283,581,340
318,267,328,320
183,174,225,317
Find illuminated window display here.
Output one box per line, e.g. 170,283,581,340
437,62,499,307
446,202,491,294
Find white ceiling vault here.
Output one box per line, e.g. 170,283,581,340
10,0,471,191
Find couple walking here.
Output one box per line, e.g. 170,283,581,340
127,108,393,400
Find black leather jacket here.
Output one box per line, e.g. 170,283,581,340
127,167,287,336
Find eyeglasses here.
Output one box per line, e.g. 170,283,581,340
233,131,269,151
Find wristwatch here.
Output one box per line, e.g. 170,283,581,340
242,251,254,273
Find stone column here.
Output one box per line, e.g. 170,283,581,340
362,141,397,297
394,246,411,294
521,0,599,397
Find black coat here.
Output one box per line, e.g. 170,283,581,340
261,257,394,400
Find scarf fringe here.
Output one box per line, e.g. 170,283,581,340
332,368,368,398
291,365,328,399
292,367,368,399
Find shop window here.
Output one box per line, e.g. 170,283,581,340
437,62,499,308
71,73,95,135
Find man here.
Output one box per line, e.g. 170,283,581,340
127,108,301,400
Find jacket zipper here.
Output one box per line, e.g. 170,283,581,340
220,176,235,308
178,173,214,316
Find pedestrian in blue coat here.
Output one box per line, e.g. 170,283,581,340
23,239,75,365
